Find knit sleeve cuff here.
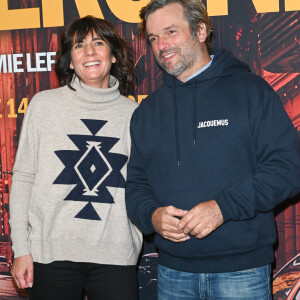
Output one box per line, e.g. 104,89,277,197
140,203,160,235
9,175,33,258
215,192,235,222
11,237,31,258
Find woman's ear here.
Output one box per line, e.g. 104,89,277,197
112,56,116,64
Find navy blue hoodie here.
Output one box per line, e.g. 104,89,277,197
126,50,300,272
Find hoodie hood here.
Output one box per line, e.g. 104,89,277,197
161,49,251,165
162,49,251,88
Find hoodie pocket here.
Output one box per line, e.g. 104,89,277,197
154,188,271,257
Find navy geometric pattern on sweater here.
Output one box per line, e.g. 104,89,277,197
54,119,128,220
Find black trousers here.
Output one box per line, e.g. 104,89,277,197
29,261,139,300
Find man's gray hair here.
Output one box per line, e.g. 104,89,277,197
139,0,213,49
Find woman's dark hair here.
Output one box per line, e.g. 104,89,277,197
55,16,136,96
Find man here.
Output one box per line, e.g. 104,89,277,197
126,0,300,299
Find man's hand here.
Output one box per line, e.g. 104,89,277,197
177,200,223,239
152,206,190,242
11,254,34,289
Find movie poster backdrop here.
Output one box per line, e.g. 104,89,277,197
0,0,299,299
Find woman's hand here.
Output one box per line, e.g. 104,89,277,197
11,254,34,289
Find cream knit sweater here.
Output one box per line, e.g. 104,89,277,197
9,76,142,265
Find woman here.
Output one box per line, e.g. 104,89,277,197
9,16,142,300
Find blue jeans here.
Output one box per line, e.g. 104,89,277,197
158,264,272,300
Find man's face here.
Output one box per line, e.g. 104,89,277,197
146,3,207,82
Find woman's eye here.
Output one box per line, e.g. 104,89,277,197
74,43,83,49
95,41,103,46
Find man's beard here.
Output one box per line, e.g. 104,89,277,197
155,38,201,78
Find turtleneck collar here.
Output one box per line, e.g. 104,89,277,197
68,75,121,104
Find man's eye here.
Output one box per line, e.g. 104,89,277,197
169,30,176,34
149,37,157,43
95,41,103,46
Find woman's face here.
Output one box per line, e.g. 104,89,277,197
70,32,116,88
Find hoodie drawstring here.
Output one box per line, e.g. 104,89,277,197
172,80,197,166
172,79,180,166
193,80,196,146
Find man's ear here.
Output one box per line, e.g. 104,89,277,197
196,23,207,43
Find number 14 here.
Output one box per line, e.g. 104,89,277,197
0,98,28,118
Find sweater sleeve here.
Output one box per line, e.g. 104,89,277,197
9,98,40,258
216,90,300,222
125,113,160,235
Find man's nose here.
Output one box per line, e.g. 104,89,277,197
157,36,170,51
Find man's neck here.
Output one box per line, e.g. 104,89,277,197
177,47,211,82
185,54,214,82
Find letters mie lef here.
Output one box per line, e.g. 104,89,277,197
0,52,56,73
